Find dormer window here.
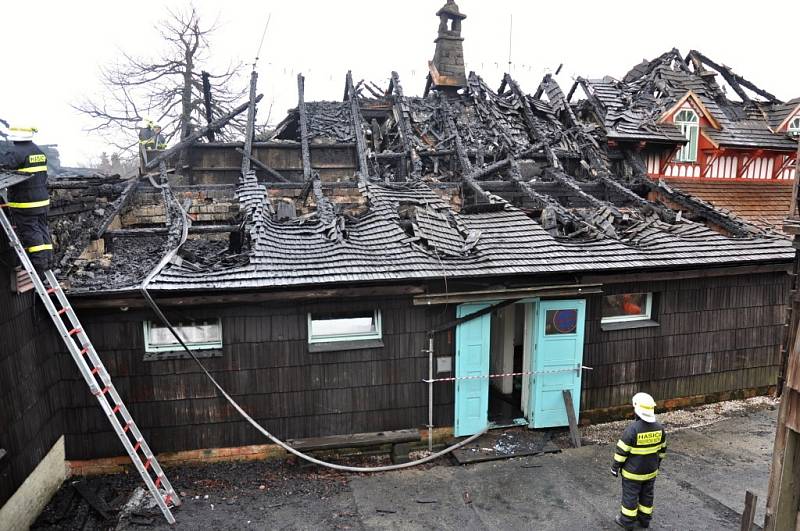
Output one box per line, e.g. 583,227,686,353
789,116,800,137
674,109,699,162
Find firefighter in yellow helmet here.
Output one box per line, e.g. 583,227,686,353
611,392,667,529
0,126,53,276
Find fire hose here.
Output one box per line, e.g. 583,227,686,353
139,178,485,472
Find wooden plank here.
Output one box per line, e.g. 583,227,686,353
741,490,758,531
234,148,289,182
71,284,426,309
414,284,602,306
286,429,420,451
145,95,262,171
580,264,791,285
563,389,581,448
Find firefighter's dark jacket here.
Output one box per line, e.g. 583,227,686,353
612,417,667,481
0,141,49,214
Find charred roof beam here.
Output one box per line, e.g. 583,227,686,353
441,96,497,204
537,74,675,221
687,50,780,103
506,161,595,237
390,71,420,180
345,71,370,181
649,179,762,237
240,70,259,176
145,95,262,171
297,74,313,181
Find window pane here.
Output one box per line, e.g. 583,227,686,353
312,316,375,336
688,125,698,161
309,311,380,342
602,294,649,320
544,309,578,335
147,319,222,351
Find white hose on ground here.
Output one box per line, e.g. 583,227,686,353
139,187,486,473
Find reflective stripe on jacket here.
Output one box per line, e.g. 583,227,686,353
612,418,666,481
0,142,50,214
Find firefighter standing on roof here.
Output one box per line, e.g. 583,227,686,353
0,126,53,275
611,392,667,529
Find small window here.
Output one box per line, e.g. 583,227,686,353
144,318,222,353
601,293,653,324
674,109,699,162
308,310,382,344
789,116,800,137
544,309,578,335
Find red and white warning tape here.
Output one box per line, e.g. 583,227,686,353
423,365,592,383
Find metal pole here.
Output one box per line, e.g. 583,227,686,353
427,335,434,452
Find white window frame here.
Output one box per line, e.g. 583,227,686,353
674,109,699,162
143,318,223,353
789,116,800,136
601,293,653,324
307,310,382,344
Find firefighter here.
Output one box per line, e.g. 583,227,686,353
611,392,667,529
0,126,53,276
151,123,167,150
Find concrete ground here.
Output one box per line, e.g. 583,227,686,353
34,398,777,530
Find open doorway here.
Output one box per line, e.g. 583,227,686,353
488,304,526,427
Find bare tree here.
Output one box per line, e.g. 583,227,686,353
74,6,246,157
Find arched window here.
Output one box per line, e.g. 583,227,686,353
789,116,800,137
674,109,699,162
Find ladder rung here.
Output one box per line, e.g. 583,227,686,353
133,441,141,453
93,386,110,396
91,367,100,375
112,405,121,414
123,422,132,433
68,328,82,336
79,347,89,356
155,476,162,488
164,494,173,506
46,287,57,294
144,458,152,470
57,308,68,315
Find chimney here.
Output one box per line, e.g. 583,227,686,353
429,0,467,90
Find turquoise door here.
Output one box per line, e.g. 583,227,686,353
530,299,586,428
454,303,491,437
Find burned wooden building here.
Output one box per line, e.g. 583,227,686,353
0,3,795,486
569,48,799,233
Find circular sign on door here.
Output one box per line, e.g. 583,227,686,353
546,309,578,335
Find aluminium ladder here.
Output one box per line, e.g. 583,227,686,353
0,204,181,524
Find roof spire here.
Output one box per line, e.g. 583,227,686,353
428,0,467,90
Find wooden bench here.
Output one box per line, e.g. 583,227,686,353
286,429,421,464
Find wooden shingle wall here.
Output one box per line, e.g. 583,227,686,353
61,271,789,460
62,297,456,460
582,272,789,411
0,258,63,505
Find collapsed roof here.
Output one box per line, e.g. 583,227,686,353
573,48,799,151
53,60,793,296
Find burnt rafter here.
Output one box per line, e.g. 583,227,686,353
440,97,498,204
504,74,561,169
508,74,626,226
297,74,312,181
686,50,780,103
506,161,594,237
345,71,370,180
538,73,674,220
390,71,421,179
648,179,761,237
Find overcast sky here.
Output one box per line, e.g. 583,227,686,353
2,0,798,166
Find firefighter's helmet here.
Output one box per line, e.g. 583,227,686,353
6,126,37,142
632,392,657,422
